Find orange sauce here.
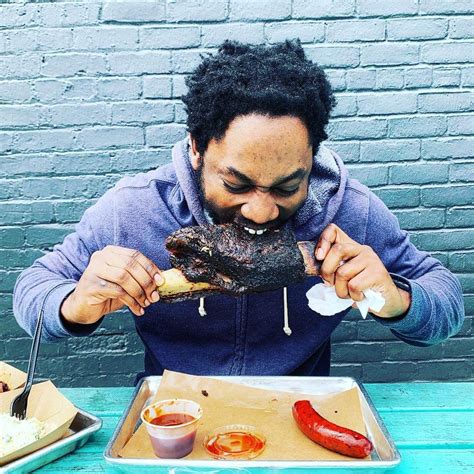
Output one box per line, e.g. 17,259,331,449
205,430,266,459
149,413,195,426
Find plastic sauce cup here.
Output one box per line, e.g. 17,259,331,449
141,399,202,459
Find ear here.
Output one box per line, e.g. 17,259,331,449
189,135,202,171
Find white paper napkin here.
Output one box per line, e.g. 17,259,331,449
306,283,386,319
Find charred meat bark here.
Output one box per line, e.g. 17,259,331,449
163,223,319,301
166,223,306,294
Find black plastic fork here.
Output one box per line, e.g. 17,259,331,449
10,287,54,419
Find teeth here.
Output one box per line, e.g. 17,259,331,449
244,227,267,235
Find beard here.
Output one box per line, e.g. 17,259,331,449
195,161,297,230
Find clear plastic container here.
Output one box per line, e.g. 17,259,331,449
141,399,202,459
203,424,266,460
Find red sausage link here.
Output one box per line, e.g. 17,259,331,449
292,400,373,458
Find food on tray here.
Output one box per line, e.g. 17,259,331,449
0,381,9,393
160,223,320,302
118,371,381,462
204,425,266,460
141,399,202,459
0,414,48,457
292,400,373,458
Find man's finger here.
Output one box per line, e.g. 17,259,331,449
346,269,375,302
334,256,367,299
315,224,337,260
320,242,361,286
315,224,351,261
107,246,164,286
94,277,145,316
96,265,148,309
105,252,160,303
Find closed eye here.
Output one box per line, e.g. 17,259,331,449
273,187,299,197
223,181,299,197
223,182,252,194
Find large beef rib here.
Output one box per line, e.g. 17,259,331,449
157,223,320,302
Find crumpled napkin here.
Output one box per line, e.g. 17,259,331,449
306,283,386,319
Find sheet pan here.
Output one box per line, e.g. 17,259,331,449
104,376,400,471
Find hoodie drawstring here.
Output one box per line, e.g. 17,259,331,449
283,287,292,336
199,291,291,335
198,297,207,317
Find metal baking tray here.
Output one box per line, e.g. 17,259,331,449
104,376,400,471
0,408,102,474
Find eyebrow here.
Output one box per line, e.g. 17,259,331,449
224,167,307,187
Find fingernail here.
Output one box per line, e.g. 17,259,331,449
139,308,144,315
151,290,159,302
317,248,324,260
154,273,164,286
144,299,150,307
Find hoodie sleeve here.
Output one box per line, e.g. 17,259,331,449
13,188,116,342
363,191,464,346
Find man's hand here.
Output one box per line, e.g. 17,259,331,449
60,246,164,325
315,224,411,318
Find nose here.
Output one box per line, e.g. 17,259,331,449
240,190,279,224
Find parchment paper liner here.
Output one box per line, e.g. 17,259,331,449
0,379,78,465
119,370,370,461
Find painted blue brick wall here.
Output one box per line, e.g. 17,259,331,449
0,1,472,386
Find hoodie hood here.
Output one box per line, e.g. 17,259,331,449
172,137,348,240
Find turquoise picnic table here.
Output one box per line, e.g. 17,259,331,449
36,382,473,473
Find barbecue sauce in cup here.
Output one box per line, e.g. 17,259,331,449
141,399,202,459
150,413,195,426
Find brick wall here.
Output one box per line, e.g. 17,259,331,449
0,0,472,386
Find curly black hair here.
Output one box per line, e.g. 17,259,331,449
182,39,336,157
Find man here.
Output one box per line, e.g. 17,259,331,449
13,40,464,382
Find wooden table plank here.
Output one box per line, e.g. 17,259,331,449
380,411,474,447
59,387,134,413
366,383,474,412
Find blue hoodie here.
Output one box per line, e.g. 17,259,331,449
13,139,464,380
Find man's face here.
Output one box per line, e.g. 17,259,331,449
190,114,313,235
